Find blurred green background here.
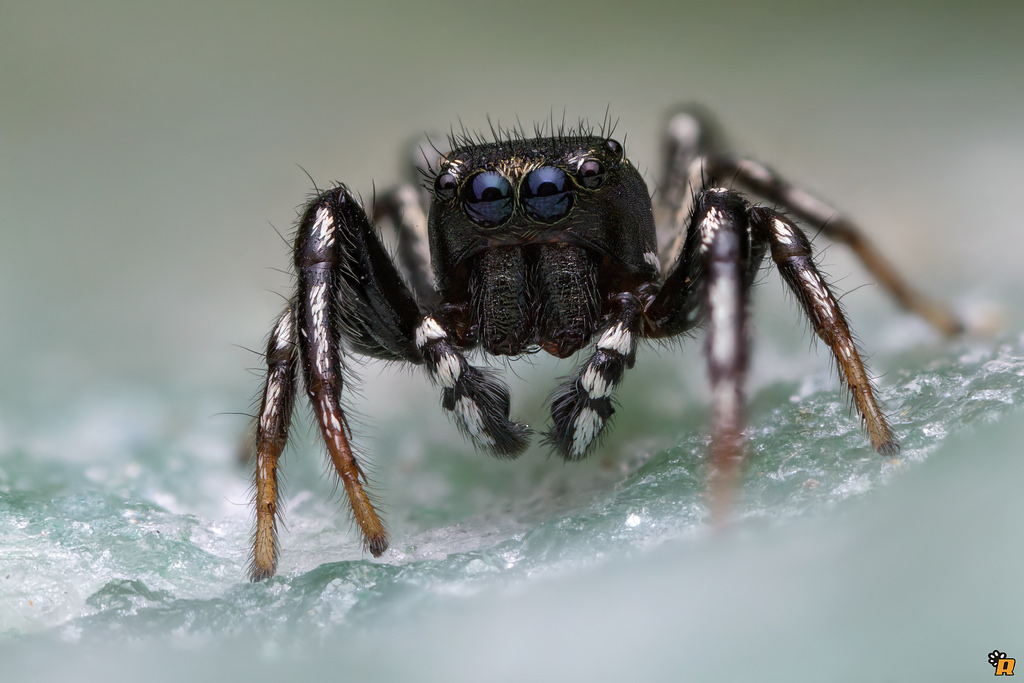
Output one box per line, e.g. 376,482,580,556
1,0,1022,681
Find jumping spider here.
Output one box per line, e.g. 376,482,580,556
249,106,961,581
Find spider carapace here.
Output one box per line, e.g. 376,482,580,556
248,106,961,580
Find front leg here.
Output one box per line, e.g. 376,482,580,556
293,188,404,562
414,314,531,457
646,190,760,514
250,184,426,581
546,293,644,461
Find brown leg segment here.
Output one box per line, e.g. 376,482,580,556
753,208,898,455
314,395,388,556
250,307,298,581
294,196,390,561
707,155,963,337
810,218,963,337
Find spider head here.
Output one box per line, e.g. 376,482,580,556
427,135,658,294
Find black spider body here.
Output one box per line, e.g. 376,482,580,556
248,107,961,581
429,136,658,362
429,136,657,307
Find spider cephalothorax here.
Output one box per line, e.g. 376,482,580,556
248,108,960,580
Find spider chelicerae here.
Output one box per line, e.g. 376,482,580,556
248,106,961,581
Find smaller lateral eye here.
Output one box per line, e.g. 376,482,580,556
434,171,458,201
576,158,605,189
603,138,623,160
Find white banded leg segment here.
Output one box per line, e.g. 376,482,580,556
439,357,531,458
294,187,393,560
647,189,760,338
662,157,711,270
702,217,751,517
656,106,728,265
414,316,447,350
257,307,298,440
548,313,640,461
372,183,436,304
418,319,530,458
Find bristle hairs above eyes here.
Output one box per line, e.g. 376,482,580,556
418,110,621,191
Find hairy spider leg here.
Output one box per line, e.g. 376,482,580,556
645,190,766,515
655,105,729,264
751,207,898,454
645,189,765,338
663,154,962,339
414,315,531,457
706,155,963,336
655,106,961,337
250,306,298,581
656,108,708,219
646,188,897,514
292,190,395,565
252,184,536,580
700,198,752,516
256,184,429,579
373,185,437,306
546,292,644,461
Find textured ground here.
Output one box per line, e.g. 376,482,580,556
1,1,1021,680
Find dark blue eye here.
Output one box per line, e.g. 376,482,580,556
462,171,514,228
521,166,574,223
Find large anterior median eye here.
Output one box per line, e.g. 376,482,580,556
521,166,574,223
462,171,514,228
